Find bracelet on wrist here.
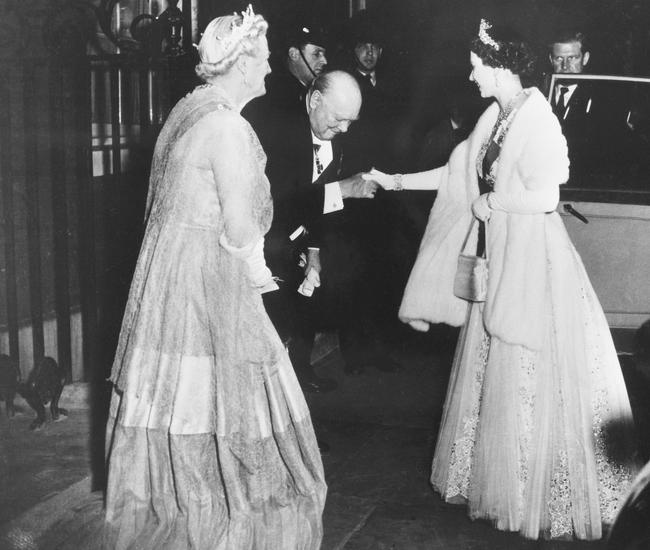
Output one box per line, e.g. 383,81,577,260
393,173,404,191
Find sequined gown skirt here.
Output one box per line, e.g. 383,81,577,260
430,234,636,540
102,222,326,550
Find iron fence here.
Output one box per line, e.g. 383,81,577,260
0,51,196,382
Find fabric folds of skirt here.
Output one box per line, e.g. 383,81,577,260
104,345,326,550
431,243,637,540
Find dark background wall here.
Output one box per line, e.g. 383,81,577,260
2,0,650,381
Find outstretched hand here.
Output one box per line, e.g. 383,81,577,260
362,168,395,190
339,172,378,199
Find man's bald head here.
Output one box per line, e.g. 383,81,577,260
307,71,362,140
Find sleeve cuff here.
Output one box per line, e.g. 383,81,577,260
219,234,259,259
323,182,344,214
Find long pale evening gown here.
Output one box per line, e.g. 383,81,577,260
103,84,326,549
401,89,638,540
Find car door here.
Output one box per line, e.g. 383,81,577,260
548,74,650,348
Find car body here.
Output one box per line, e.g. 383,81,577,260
547,74,650,350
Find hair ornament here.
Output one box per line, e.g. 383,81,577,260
216,4,257,53
478,19,500,51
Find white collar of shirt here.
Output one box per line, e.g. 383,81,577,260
311,131,333,182
555,83,578,105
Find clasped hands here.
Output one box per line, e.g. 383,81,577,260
340,168,406,197
360,168,404,191
339,172,379,199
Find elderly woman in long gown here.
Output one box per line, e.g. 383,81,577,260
368,20,638,541
103,8,326,549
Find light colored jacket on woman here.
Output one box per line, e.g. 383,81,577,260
399,88,569,351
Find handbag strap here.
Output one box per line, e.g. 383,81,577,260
460,218,488,259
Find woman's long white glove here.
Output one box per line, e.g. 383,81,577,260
362,168,397,190
219,235,278,293
244,238,278,293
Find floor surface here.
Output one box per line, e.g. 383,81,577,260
0,326,632,549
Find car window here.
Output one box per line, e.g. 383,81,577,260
548,74,650,202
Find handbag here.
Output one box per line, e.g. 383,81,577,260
453,218,488,302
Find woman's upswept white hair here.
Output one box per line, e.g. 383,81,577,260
195,5,268,81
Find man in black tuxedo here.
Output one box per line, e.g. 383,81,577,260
246,67,378,393
244,24,330,393
548,30,639,181
547,31,598,180
548,31,593,121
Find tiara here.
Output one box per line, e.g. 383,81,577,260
478,19,500,51
217,4,258,53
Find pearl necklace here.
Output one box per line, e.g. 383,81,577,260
493,89,528,143
476,89,530,181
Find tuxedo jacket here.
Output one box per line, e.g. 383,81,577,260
552,83,596,137
244,74,348,280
340,69,392,176
551,83,600,179
261,107,366,289
251,62,306,115
552,81,637,179
353,70,381,117
262,107,344,251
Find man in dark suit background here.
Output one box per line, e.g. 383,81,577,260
257,23,328,115
340,9,389,176
547,30,640,182
548,30,593,122
333,12,403,375
547,30,599,180
244,24,331,393
246,66,378,392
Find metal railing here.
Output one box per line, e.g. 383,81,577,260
0,50,196,382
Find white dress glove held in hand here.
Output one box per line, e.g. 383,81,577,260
297,267,321,297
244,238,278,293
219,235,279,293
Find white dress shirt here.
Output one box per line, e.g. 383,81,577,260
311,131,343,214
554,83,578,106
553,83,591,119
